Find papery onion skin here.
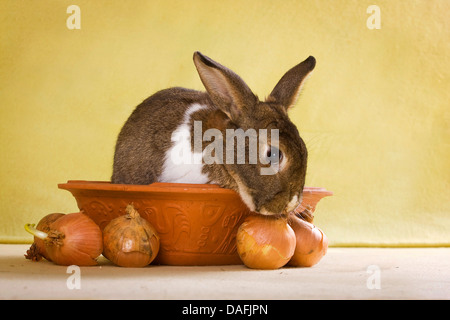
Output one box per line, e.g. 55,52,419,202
236,215,296,270
288,213,328,267
45,212,103,266
24,213,64,261
102,204,160,267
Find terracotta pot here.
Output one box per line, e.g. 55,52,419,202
58,180,332,266
293,187,334,222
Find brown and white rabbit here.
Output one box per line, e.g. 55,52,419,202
112,52,315,216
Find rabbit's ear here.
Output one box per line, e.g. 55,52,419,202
267,56,316,111
193,52,257,121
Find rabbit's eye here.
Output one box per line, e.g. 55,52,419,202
266,146,283,164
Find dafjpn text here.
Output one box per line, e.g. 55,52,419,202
181,304,268,317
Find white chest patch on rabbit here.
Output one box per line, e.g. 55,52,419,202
159,103,210,184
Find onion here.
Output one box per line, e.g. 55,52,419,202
25,212,103,266
236,214,296,270
102,204,160,267
25,213,64,261
287,213,328,267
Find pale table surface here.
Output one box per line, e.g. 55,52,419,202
0,244,449,300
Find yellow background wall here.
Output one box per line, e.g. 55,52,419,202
1,0,449,245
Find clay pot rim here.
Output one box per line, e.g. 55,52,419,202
58,180,333,196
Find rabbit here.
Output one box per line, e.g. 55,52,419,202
112,52,316,216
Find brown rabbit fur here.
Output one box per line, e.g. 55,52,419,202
112,52,316,216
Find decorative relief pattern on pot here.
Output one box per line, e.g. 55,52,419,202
197,204,225,250
78,198,116,230
201,204,224,226
139,201,191,253
213,205,249,254
167,205,191,251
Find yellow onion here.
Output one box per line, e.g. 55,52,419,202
288,213,328,267
102,204,160,267
25,212,103,266
236,214,296,270
25,213,65,261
